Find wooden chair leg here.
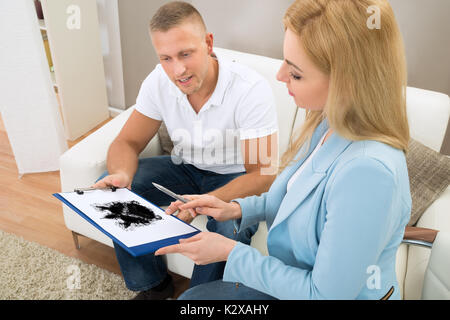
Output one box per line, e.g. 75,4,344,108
72,231,81,250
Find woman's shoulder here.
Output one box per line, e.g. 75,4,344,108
325,139,412,231
334,139,407,179
325,139,411,209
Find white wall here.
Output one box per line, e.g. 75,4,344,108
389,0,450,154
191,0,290,60
389,0,450,96
97,0,125,110
96,0,163,110
0,0,68,174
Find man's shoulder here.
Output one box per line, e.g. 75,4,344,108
220,56,268,88
138,64,176,105
141,64,170,89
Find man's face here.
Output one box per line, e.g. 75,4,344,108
151,21,212,96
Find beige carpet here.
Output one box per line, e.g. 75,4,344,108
0,229,135,300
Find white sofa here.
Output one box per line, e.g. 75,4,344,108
59,47,450,299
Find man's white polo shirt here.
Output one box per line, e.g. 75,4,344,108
135,53,278,174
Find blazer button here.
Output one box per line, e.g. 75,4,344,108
235,282,239,288
233,229,237,235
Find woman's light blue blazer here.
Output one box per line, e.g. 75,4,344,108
224,118,411,300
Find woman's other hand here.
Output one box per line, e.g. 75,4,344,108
155,232,237,265
164,194,242,221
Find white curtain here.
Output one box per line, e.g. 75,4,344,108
0,0,68,174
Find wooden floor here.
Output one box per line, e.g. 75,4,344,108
0,114,189,299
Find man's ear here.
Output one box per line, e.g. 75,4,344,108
205,32,214,54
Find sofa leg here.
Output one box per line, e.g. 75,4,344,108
72,231,81,250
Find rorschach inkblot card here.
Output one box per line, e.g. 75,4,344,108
53,188,200,256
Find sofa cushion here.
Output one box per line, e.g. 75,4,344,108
406,138,450,226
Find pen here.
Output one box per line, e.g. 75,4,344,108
74,186,117,195
152,182,189,203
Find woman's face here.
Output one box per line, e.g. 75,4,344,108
277,28,330,111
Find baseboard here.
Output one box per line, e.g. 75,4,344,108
108,106,124,118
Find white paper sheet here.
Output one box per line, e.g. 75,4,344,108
57,188,198,248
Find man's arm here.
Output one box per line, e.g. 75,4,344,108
208,132,278,202
209,76,279,202
93,109,161,188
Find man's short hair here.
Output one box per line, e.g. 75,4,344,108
150,1,206,33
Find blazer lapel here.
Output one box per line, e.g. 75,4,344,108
274,118,330,189
270,124,353,230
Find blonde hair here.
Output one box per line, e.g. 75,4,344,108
280,0,409,172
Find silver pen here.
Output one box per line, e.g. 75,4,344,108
152,182,189,203
74,186,117,195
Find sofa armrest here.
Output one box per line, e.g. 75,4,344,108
59,106,162,192
421,231,450,299
403,227,439,248
403,185,450,299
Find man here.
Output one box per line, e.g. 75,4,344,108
93,1,278,300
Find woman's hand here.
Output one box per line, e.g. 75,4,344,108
154,232,237,265
165,194,242,221
164,195,197,224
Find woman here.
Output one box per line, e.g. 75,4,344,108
155,0,411,300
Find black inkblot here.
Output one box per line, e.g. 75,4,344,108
92,200,162,231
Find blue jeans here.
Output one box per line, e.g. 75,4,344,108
178,280,277,300
98,156,258,291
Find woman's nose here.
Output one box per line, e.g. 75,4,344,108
276,62,288,83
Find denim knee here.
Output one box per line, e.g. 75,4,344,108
237,223,259,244
179,280,277,300
206,218,258,245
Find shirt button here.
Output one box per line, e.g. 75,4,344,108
233,229,237,235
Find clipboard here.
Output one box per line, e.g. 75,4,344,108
53,187,200,257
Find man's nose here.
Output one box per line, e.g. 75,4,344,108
173,60,187,77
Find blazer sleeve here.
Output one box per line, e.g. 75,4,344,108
232,192,269,232
224,156,403,299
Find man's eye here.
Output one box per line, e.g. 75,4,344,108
289,72,302,80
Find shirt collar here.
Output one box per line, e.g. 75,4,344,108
208,53,231,107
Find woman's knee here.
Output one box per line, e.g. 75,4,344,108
178,281,222,300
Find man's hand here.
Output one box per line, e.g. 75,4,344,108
91,171,132,190
175,209,195,224
165,195,198,224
